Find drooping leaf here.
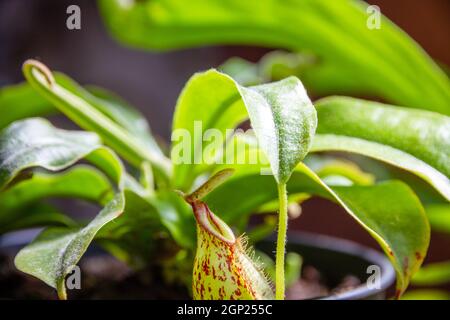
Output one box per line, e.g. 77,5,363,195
204,163,429,295
0,166,113,233
15,193,125,299
0,117,127,298
98,0,450,113
22,60,171,179
311,135,450,201
171,69,316,188
315,97,450,177
0,118,123,190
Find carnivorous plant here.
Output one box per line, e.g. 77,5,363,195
0,0,449,300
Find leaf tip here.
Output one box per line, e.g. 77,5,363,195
23,59,55,87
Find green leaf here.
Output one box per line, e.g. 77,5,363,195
311,135,450,201
22,60,171,180
204,163,429,295
0,74,165,164
0,118,123,189
219,57,263,86
315,97,450,177
0,82,55,130
172,69,316,187
411,261,450,286
239,77,317,184
0,203,76,233
304,155,374,186
401,290,450,300
308,97,450,201
0,166,113,233
425,204,450,234
59,77,165,160
98,0,450,113
15,193,125,299
153,190,197,248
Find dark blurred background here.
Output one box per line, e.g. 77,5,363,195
0,0,449,271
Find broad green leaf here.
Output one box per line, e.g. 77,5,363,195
0,118,123,189
22,60,171,180
172,69,316,187
411,261,450,286
315,97,450,177
311,135,450,202
425,204,450,234
0,166,113,233
0,82,55,130
171,70,248,188
15,193,125,299
99,0,450,113
204,163,429,295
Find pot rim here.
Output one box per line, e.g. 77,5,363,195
280,231,396,300
0,229,396,300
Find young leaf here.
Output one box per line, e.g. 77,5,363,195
238,77,317,184
59,76,166,160
172,69,316,187
0,75,165,162
22,60,171,180
99,0,450,113
204,164,430,296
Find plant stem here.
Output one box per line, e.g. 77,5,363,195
275,182,288,300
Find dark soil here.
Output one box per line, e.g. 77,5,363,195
0,253,360,300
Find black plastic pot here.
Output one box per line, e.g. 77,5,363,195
0,230,395,300
259,232,396,300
